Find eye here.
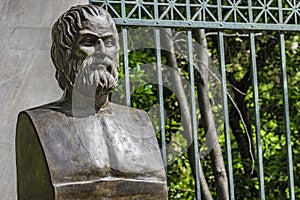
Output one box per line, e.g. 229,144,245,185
79,36,96,46
103,37,115,47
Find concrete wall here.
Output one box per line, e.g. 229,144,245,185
0,1,88,199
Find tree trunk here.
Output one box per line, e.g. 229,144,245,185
225,35,279,175
194,28,229,200
162,27,213,200
228,71,255,174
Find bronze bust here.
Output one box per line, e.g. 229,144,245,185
16,4,167,200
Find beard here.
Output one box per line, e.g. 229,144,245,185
72,56,119,98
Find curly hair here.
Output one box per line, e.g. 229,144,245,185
50,4,118,91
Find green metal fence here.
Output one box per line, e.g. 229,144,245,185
90,0,299,199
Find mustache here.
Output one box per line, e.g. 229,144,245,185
81,56,118,78
73,56,118,95
77,69,117,87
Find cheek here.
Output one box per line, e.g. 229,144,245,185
105,47,118,59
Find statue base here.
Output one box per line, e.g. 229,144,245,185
55,178,167,199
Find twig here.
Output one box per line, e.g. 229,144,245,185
205,32,263,37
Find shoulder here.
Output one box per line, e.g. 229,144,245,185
109,103,145,112
109,103,154,128
109,103,150,119
17,101,70,130
18,98,73,119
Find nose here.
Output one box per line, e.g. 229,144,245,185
95,38,105,54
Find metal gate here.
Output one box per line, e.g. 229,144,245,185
89,0,299,199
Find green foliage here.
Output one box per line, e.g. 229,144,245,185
168,153,195,200
93,1,300,199
220,31,300,199
111,27,300,199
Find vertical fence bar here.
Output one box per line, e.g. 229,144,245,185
249,32,265,200
186,0,201,198
217,0,235,198
277,0,295,197
218,31,235,200
279,32,295,200
185,0,191,20
247,2,265,199
121,27,130,106
121,0,131,106
154,0,167,176
187,29,201,200
154,28,167,175
154,0,159,21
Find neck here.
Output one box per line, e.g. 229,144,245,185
95,93,109,111
62,89,110,116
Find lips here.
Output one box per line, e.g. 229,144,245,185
90,56,114,70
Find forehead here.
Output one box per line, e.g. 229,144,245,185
80,16,116,37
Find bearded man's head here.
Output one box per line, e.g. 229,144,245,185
51,4,119,97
